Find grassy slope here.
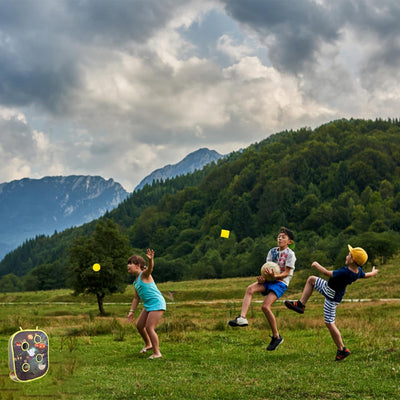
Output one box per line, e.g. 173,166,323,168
0,256,399,399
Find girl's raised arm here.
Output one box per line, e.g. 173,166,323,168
142,249,155,277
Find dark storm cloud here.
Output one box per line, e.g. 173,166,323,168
0,0,178,46
222,0,340,73
338,0,400,88
0,0,181,112
341,0,400,37
0,57,79,113
222,0,400,81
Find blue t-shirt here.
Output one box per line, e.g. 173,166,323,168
327,266,365,302
134,272,166,312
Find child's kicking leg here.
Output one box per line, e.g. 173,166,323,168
284,275,317,313
229,282,265,327
285,277,351,361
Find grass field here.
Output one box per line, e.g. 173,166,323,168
0,259,399,399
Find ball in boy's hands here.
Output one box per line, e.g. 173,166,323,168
261,262,280,280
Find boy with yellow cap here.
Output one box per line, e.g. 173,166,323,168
285,245,378,361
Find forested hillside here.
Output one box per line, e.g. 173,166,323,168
1,118,400,291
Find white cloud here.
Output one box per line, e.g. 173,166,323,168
222,56,335,131
217,34,254,61
0,107,60,182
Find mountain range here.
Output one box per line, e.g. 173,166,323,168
135,148,223,191
0,148,223,261
0,176,129,261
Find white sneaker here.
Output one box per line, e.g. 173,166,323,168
228,316,248,327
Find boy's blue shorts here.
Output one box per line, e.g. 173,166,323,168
262,281,287,299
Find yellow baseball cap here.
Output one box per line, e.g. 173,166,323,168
348,244,368,266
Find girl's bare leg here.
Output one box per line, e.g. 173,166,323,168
145,310,164,357
136,310,152,349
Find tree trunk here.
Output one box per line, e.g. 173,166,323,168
97,293,106,315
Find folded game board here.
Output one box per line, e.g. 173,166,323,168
8,328,49,382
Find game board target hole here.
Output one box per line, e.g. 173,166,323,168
22,363,30,372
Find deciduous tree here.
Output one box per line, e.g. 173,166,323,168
69,219,131,315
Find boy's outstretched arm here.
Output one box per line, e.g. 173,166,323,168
311,261,333,277
365,266,378,278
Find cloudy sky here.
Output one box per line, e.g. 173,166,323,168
1,0,399,191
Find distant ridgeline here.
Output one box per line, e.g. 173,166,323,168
134,148,224,191
1,119,400,293
0,176,129,261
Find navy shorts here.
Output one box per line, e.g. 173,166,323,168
262,280,287,299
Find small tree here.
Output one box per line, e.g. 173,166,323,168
69,219,131,315
0,273,23,293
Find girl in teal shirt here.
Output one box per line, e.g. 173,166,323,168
127,249,166,359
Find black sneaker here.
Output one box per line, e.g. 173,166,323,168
228,315,248,327
284,300,305,314
267,335,284,351
335,347,351,361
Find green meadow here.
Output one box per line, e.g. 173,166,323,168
0,259,399,399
